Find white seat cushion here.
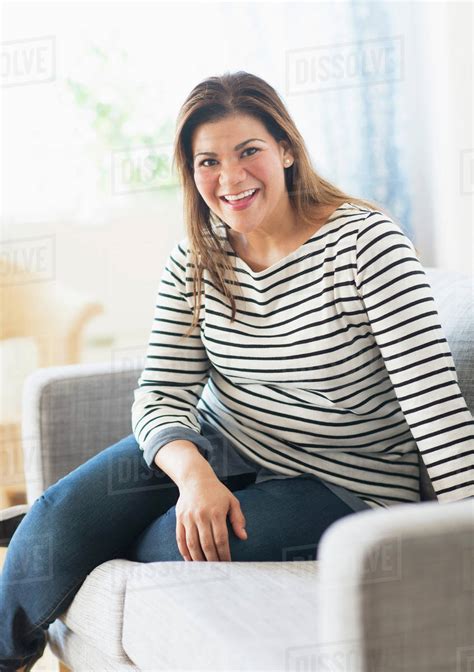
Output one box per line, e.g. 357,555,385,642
48,557,321,671
122,560,321,671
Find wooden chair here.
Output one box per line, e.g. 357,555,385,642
0,254,103,507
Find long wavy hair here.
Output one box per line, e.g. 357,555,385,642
172,70,388,338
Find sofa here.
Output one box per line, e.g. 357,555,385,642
13,267,474,670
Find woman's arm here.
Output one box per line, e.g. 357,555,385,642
354,211,474,503
131,238,214,474
153,439,217,487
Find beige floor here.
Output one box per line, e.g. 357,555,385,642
0,548,60,671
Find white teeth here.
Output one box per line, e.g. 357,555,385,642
224,188,257,202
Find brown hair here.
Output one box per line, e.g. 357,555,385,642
172,70,389,338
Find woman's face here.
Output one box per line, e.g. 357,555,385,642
191,113,294,238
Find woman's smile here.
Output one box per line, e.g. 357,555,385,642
219,188,260,210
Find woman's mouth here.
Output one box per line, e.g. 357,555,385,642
220,188,260,210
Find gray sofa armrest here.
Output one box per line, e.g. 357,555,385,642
21,359,144,504
316,499,474,672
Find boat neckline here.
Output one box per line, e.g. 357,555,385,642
224,201,355,277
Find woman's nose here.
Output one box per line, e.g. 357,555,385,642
218,161,247,186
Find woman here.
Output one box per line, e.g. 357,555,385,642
1,71,472,672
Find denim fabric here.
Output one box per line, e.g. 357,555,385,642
0,432,361,671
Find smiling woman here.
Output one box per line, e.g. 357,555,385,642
172,71,383,330
190,113,347,272
137,69,472,510
1,69,472,672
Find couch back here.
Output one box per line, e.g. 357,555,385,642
419,268,473,499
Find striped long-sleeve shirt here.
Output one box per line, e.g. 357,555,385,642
131,202,474,509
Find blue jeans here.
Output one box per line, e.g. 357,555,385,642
0,433,356,671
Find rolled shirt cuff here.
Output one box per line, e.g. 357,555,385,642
141,426,215,476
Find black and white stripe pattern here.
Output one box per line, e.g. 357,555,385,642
132,202,474,508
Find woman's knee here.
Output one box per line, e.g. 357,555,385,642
225,479,355,562
125,506,183,562
226,516,283,562
126,503,260,564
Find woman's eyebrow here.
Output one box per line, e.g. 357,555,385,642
193,138,266,159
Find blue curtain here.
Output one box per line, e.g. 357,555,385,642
347,1,412,237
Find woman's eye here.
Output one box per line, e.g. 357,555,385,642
242,146,259,158
199,147,259,168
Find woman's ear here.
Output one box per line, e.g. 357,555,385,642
279,139,294,165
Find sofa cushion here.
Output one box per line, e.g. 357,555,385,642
122,560,321,671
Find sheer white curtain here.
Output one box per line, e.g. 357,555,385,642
403,1,473,273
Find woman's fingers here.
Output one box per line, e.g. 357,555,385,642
174,480,242,561
178,517,229,561
196,519,222,561
210,516,232,561
186,521,207,561
176,520,192,561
